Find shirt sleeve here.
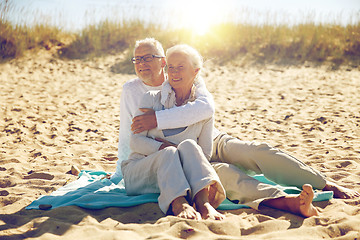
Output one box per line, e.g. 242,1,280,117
155,77,215,130
117,85,133,161
197,117,214,160
130,92,163,156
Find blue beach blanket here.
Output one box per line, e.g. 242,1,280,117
26,170,333,211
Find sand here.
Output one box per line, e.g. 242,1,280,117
1,50,360,239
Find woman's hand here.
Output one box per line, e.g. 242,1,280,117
156,137,177,150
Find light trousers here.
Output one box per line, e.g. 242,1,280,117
122,139,226,214
210,133,327,209
212,162,288,209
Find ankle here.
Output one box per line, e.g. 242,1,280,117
171,197,189,213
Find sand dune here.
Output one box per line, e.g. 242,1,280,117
1,51,359,239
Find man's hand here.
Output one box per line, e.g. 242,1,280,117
156,137,177,150
131,108,157,134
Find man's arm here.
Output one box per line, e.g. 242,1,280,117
117,86,133,161
130,92,163,156
131,77,214,133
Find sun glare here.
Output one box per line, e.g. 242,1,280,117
169,0,233,35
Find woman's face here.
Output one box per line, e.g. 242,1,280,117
167,52,199,91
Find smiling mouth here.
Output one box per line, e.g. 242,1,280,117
172,78,181,81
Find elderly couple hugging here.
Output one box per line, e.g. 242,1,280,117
111,38,359,221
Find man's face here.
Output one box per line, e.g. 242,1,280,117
134,44,165,87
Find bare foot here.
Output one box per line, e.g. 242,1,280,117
323,181,360,199
171,197,201,220
298,184,319,217
194,188,225,220
196,202,225,220
262,184,318,218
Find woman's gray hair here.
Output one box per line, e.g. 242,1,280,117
166,44,203,71
133,38,165,57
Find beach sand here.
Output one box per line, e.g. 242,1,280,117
1,50,359,239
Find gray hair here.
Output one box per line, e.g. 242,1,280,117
166,44,203,71
133,38,165,57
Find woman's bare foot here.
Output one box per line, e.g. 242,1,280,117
323,181,360,199
196,202,225,220
194,188,225,220
171,196,201,220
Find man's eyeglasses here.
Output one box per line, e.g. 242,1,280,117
131,54,163,64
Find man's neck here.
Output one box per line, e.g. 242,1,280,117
143,73,165,87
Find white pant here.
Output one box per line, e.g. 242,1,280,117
211,133,327,189
210,133,327,209
212,162,287,209
122,139,225,214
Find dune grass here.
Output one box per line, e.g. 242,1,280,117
0,0,65,60
1,1,359,68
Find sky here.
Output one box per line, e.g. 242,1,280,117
4,0,360,32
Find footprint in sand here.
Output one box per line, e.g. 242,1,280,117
0,179,17,188
0,190,9,196
23,172,55,180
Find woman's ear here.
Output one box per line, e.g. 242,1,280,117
161,58,167,68
195,68,200,74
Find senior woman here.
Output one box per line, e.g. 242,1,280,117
121,44,226,220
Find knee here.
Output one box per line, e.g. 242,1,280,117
178,139,203,157
160,146,177,156
158,146,181,168
157,146,178,164
177,139,198,150
251,141,275,151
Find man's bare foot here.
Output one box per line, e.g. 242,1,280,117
196,202,225,220
323,181,360,199
298,184,319,217
171,197,201,220
262,184,318,218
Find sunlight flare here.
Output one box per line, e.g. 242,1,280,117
169,0,233,35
